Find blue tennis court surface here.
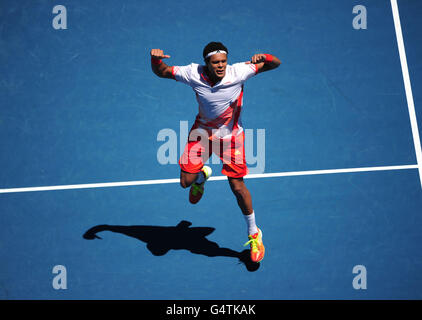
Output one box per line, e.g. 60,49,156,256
1,0,421,299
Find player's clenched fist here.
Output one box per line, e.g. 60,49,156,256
150,49,171,60
247,54,267,64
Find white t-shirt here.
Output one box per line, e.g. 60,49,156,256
172,62,258,139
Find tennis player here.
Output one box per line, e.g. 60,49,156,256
151,42,280,263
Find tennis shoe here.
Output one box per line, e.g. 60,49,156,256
244,228,265,263
189,166,212,204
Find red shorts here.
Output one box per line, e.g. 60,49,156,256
179,129,248,178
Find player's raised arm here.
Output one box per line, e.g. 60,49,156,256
246,53,281,74
150,49,174,79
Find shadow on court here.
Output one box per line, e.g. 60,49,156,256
83,220,260,272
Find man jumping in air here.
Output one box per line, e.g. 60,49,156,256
150,42,280,263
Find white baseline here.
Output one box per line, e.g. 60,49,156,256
0,164,418,194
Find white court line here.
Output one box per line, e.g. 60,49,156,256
0,164,418,194
391,0,422,188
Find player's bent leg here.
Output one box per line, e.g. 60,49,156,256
179,134,211,193
180,170,199,189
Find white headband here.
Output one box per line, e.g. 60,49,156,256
205,50,227,59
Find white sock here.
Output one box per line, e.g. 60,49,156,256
244,211,258,236
195,170,205,184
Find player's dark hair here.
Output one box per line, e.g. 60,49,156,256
203,42,228,62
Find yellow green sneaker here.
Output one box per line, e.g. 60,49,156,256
244,228,265,263
189,166,212,204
